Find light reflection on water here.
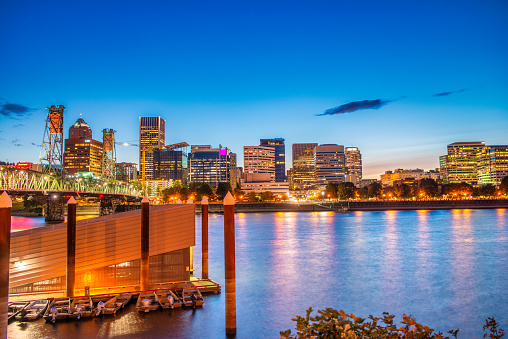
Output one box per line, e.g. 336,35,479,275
8,209,508,338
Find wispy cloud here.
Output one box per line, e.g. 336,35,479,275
31,142,42,147
432,88,467,97
11,139,22,147
12,123,24,128
0,99,36,120
318,99,393,116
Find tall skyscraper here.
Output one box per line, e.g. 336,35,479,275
345,147,362,186
139,116,165,180
116,162,137,182
63,116,103,177
292,143,318,190
69,116,92,139
314,144,345,188
444,141,485,185
477,145,508,186
229,152,238,188
153,149,188,184
439,155,448,183
260,138,286,182
188,145,231,187
243,146,275,182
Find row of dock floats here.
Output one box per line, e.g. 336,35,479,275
41,293,133,322
7,282,214,325
7,293,133,324
136,287,204,313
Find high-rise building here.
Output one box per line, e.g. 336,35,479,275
478,145,508,186
188,145,231,187
116,162,137,182
439,155,448,183
345,147,362,186
444,141,485,185
243,146,275,182
260,138,286,182
69,116,92,139
229,152,238,188
139,117,165,181
153,149,188,184
314,144,345,188
63,117,103,177
292,143,318,190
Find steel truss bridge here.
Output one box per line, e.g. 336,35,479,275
0,167,140,196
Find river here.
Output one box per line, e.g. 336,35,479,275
7,209,508,338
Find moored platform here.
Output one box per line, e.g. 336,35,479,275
8,278,221,303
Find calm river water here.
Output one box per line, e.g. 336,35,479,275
7,209,508,338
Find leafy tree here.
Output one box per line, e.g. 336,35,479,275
337,182,357,199
260,191,274,201
419,178,439,197
179,186,189,201
395,184,411,198
216,182,233,200
247,191,257,202
442,182,473,197
161,188,170,202
325,183,338,199
368,182,383,198
500,176,508,195
357,187,369,199
459,183,473,196
281,307,505,339
277,193,289,201
384,187,395,199
172,180,183,190
129,181,143,192
190,182,215,201
484,317,505,339
233,187,245,201
188,182,201,198
23,195,41,211
480,184,496,197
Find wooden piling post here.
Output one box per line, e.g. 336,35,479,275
0,192,12,339
187,198,194,274
66,196,77,298
201,197,209,280
140,196,149,291
223,192,236,335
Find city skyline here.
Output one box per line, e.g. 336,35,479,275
1,1,507,178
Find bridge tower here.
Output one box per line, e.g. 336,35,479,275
39,105,65,178
102,128,117,182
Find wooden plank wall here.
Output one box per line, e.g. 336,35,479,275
9,204,195,288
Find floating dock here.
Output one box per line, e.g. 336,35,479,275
8,278,221,303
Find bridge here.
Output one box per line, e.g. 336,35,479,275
0,166,141,221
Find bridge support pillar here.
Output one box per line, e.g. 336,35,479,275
99,196,117,216
45,194,65,222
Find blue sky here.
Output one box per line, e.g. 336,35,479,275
1,0,507,178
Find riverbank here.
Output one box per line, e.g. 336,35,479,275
199,198,508,213
11,198,508,216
